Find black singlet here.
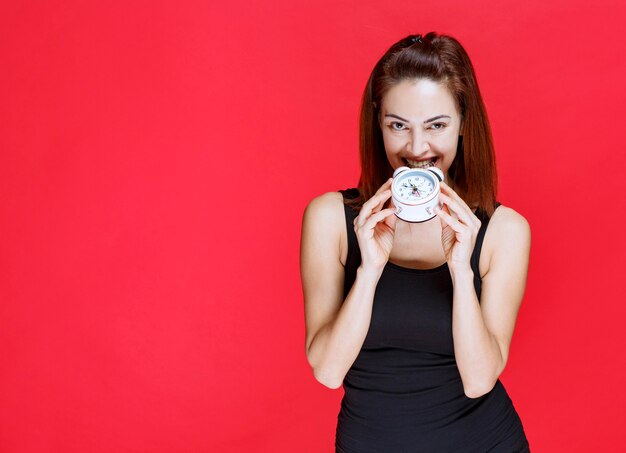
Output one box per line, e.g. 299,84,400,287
336,188,530,453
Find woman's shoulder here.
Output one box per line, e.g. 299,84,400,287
479,203,531,277
301,191,350,262
484,204,531,253
304,191,344,213
303,188,359,215
489,204,530,235
302,191,349,232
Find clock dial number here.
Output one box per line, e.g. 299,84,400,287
398,176,434,201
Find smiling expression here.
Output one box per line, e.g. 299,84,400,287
379,78,462,178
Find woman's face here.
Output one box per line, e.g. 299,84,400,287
379,78,462,177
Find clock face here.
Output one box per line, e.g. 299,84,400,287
396,173,436,202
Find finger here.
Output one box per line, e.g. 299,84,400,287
374,178,393,195
441,190,480,229
363,209,395,234
362,208,397,232
361,188,390,211
440,181,476,220
439,193,475,227
360,189,391,219
372,192,389,212
439,182,469,212
357,178,394,226
357,189,392,227
373,179,394,205
441,202,451,216
436,205,450,228
384,210,397,230
434,205,464,233
439,191,479,229
365,181,393,209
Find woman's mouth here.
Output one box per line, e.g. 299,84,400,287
403,157,438,169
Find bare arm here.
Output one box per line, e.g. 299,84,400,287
451,206,531,397
301,183,396,389
437,187,531,398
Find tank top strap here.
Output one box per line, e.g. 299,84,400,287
470,202,502,299
339,189,362,298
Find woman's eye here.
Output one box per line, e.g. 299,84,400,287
430,123,446,130
390,122,407,131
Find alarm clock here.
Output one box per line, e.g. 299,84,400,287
391,166,445,223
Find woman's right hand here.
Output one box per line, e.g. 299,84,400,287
353,178,398,274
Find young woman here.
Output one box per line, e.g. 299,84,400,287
300,32,531,452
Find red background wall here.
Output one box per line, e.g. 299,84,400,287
1,1,625,452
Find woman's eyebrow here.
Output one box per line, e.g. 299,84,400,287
423,115,451,123
384,114,452,123
384,114,409,122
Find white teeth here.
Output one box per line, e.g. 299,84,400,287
405,158,437,169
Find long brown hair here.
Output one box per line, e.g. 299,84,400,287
350,32,498,216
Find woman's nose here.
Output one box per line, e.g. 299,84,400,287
406,131,430,155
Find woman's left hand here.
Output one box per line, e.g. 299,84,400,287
434,181,481,273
